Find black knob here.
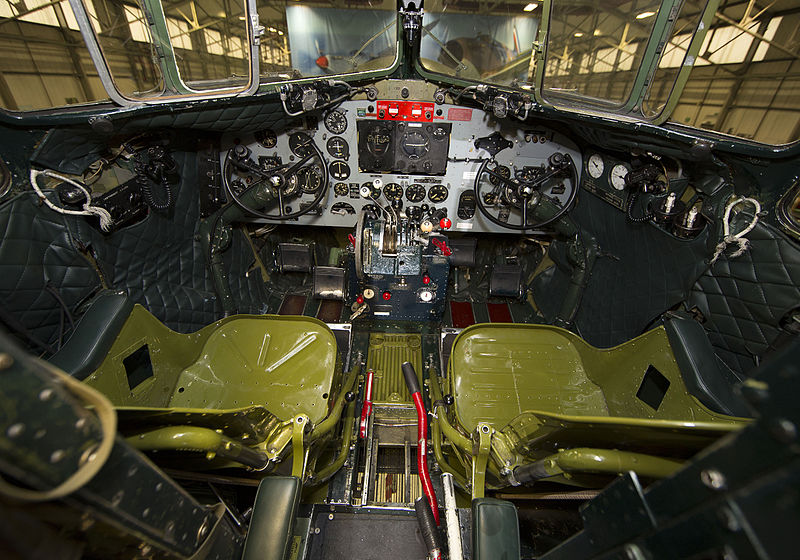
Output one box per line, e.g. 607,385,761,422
344,391,355,402
444,394,454,406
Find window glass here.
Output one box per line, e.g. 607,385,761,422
419,0,540,85
261,3,396,82
79,0,164,98
660,0,800,144
0,0,110,110
541,0,662,108
157,1,250,91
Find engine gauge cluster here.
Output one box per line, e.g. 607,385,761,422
582,153,630,211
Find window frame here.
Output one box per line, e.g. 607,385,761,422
67,0,262,105
531,0,720,126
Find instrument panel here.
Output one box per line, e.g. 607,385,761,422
220,100,582,233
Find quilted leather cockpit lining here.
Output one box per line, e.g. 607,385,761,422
687,220,800,374
0,152,266,350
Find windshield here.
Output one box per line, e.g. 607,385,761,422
273,5,397,80
419,0,540,85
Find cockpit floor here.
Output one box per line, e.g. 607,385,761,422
366,333,424,405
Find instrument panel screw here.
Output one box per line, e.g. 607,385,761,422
0,353,13,370
700,469,726,490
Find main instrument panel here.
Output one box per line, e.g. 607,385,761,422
220,99,582,233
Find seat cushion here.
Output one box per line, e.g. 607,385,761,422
472,498,520,560
242,476,302,560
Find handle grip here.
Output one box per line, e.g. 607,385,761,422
401,361,421,395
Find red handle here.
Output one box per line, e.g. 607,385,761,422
359,370,374,439
412,391,440,525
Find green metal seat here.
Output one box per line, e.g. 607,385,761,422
431,324,748,497
80,305,357,479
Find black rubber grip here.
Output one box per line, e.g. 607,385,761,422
414,497,442,554
401,362,421,395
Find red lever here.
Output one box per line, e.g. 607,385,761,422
348,233,356,247
359,369,374,439
431,238,452,256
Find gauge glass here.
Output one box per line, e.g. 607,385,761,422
401,130,429,159
334,182,349,196
288,133,314,157
587,154,604,179
324,110,348,134
254,129,277,149
610,164,628,191
299,166,323,193
490,165,511,186
428,184,448,203
365,123,392,156
362,181,381,199
326,136,349,159
329,161,350,181
384,183,403,201
283,174,300,196
406,183,425,202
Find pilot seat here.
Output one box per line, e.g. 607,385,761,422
49,291,358,480
430,323,749,498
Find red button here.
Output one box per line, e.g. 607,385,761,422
382,291,392,301
439,218,452,229
422,275,431,285
356,295,364,304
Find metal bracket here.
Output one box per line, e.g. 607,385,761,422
291,414,309,479
471,422,493,500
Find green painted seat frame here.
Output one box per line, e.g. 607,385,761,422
430,324,748,497
81,305,358,479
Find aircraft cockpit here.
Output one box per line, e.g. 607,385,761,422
0,0,799,559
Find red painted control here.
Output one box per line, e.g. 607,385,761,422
422,275,431,285
356,295,364,304
377,100,435,122
439,218,452,230
382,291,392,300
359,370,374,439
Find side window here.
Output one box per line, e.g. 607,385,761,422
0,0,110,110
661,2,800,144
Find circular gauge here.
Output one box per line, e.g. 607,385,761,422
362,181,381,199
428,184,448,203
587,154,604,179
288,132,314,157
406,183,425,203
401,130,430,159
329,161,350,181
490,164,511,186
254,129,277,149
298,166,323,194
326,136,349,159
364,123,393,157
324,110,348,134
282,173,300,197
610,164,629,191
334,182,349,196
384,183,403,201
518,166,541,183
